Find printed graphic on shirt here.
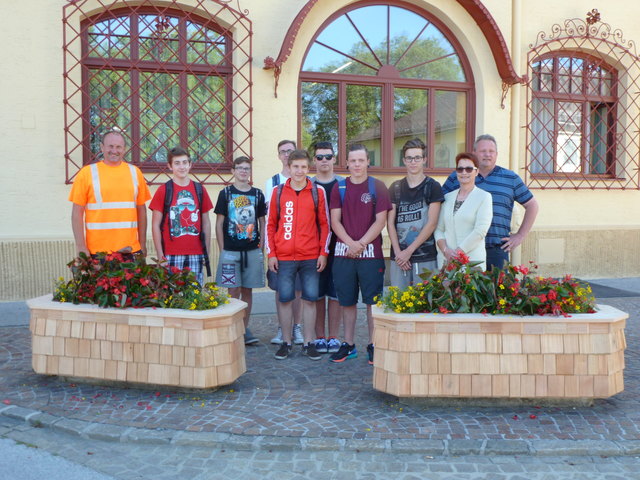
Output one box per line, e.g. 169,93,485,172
169,190,200,237
227,194,257,242
335,241,375,258
396,199,429,250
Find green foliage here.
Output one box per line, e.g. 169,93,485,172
53,252,228,311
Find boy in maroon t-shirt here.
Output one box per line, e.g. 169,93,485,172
150,147,213,284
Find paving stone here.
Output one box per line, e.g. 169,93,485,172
2,406,39,422
389,438,445,454
302,437,344,451
52,418,91,437
85,423,128,442
485,440,530,455
531,440,621,456
448,439,484,455
258,435,303,451
123,428,173,444
344,438,388,452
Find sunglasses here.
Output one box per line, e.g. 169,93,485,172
456,166,477,173
315,154,334,161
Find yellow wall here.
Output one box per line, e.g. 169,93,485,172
3,0,640,300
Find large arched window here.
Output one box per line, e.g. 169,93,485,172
63,0,252,185
300,2,474,171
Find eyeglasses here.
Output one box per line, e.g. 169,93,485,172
234,166,251,172
315,154,334,161
456,166,477,173
403,155,424,163
278,149,294,156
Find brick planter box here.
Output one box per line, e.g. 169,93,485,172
372,305,627,399
28,295,247,389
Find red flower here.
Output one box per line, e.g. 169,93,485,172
438,306,450,314
453,251,470,265
140,278,150,286
548,290,557,300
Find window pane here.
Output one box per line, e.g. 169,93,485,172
139,72,181,163
557,57,571,94
570,58,583,93
530,98,554,173
87,18,131,59
301,82,338,153
139,15,180,63
88,69,132,158
186,22,226,65
434,90,465,169
187,75,226,163
586,103,610,174
556,102,582,173
533,58,553,92
394,88,428,166
346,84,382,166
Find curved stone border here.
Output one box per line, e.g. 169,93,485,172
2,404,638,457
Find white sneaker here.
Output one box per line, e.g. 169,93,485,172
292,324,304,345
270,327,283,344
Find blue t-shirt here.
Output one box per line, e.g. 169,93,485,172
442,165,533,247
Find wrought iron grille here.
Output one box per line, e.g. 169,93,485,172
63,0,252,185
525,10,640,189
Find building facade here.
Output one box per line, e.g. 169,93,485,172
3,0,640,300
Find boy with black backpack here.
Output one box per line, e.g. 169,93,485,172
150,146,213,285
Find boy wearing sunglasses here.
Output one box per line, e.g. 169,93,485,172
387,138,444,289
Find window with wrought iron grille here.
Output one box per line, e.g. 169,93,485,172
63,0,252,185
299,3,474,172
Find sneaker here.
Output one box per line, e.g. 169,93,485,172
270,327,283,345
327,337,341,353
274,343,292,360
302,342,322,361
292,324,304,345
367,343,374,365
314,337,328,353
329,342,357,363
244,328,259,345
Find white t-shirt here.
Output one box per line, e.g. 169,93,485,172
264,173,288,206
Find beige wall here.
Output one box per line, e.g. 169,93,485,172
3,0,640,300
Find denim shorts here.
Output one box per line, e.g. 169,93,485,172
332,257,385,306
277,259,320,303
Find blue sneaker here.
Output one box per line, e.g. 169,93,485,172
329,342,357,363
327,337,341,353
367,343,374,365
314,338,328,353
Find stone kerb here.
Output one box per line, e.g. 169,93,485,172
372,304,627,399
28,295,248,389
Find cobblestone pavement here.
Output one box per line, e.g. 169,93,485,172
2,415,639,479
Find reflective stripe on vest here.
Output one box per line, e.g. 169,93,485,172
86,163,139,230
86,221,138,230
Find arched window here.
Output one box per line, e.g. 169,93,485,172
63,1,252,185
528,53,617,177
300,2,474,171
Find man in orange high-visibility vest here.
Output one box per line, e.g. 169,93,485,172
69,131,151,256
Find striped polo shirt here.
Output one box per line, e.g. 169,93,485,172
441,165,534,247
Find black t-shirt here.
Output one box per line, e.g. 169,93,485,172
313,176,342,254
390,177,444,262
214,185,267,251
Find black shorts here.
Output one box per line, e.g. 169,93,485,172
332,257,385,306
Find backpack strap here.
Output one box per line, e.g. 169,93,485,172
275,184,284,230
160,180,174,255
193,181,211,277
271,174,280,188
338,179,347,204
310,181,320,237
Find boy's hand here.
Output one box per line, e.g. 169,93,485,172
316,256,327,272
268,257,279,273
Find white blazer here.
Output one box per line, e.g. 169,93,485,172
434,186,493,270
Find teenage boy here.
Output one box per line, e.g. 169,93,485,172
150,147,213,285
329,144,392,365
387,138,444,288
264,140,304,345
214,157,267,345
266,150,330,361
311,141,343,354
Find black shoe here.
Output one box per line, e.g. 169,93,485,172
274,343,292,360
329,342,357,363
367,343,374,365
302,342,322,361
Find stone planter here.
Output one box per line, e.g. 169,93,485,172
372,305,627,399
28,295,247,389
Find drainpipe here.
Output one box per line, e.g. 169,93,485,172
510,0,523,266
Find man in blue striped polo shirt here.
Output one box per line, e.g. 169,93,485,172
442,134,539,270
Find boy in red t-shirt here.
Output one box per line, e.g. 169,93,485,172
149,147,213,284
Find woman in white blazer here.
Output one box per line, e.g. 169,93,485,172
435,153,492,270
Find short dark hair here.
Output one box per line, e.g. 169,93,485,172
232,156,252,168
277,139,296,151
167,146,190,165
101,129,126,145
347,143,368,157
455,152,479,168
287,149,311,166
313,141,334,155
474,134,497,151
401,138,426,159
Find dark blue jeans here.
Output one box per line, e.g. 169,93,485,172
277,259,319,303
485,244,509,271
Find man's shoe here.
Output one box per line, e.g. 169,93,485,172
329,342,357,363
367,343,374,365
270,327,283,345
244,328,259,345
314,337,328,353
274,343,292,360
292,324,304,345
327,337,341,353
302,342,322,361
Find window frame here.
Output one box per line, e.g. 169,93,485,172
298,1,475,174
